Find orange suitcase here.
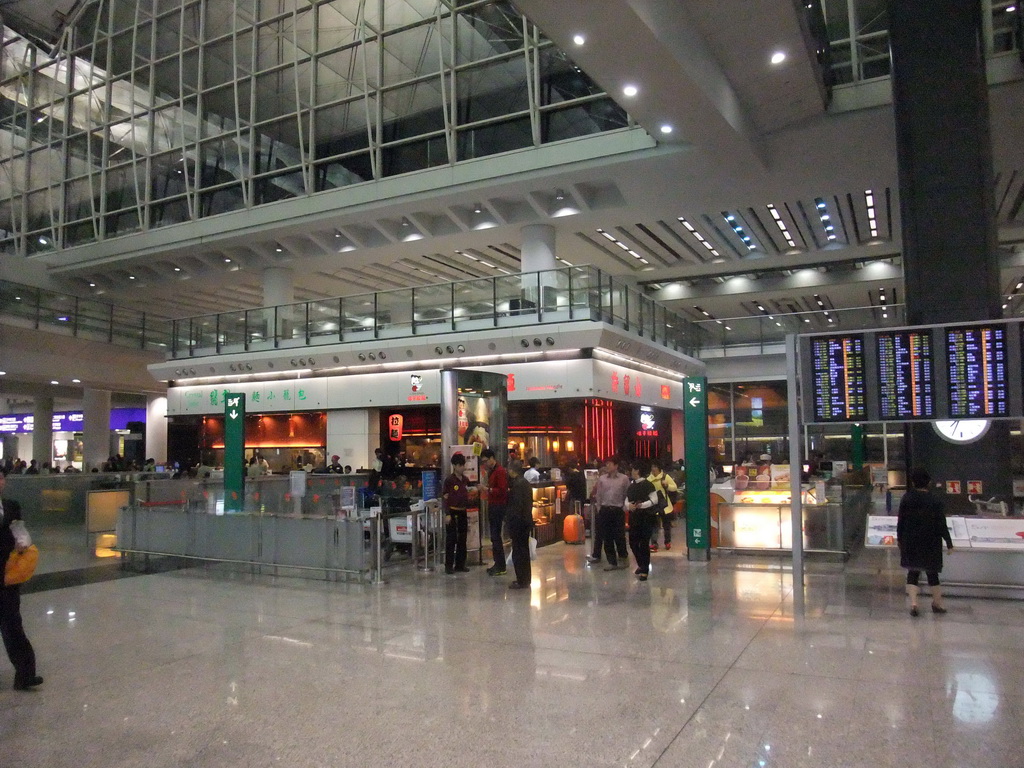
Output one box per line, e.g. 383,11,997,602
563,509,585,544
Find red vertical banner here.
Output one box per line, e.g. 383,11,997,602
388,413,404,441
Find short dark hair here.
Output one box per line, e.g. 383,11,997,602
481,449,496,460
633,458,652,476
603,456,619,466
508,459,524,476
450,453,467,466
909,468,930,489
528,457,539,467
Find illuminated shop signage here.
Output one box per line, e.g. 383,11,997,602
637,406,659,437
388,414,404,441
611,371,642,397
0,408,144,434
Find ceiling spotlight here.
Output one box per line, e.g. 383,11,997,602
771,51,786,65
128,275,136,280
50,380,59,385
572,33,585,46
474,203,482,214
622,84,638,97
173,267,181,272
0,371,6,375
555,190,565,201
660,124,673,134
88,282,96,287
224,258,232,263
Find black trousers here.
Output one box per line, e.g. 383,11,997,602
906,569,940,587
0,585,36,683
488,503,507,567
445,509,468,571
649,512,673,545
507,516,532,586
595,506,628,564
629,512,655,574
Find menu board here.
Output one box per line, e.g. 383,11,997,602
877,331,935,419
946,326,1008,417
810,335,867,421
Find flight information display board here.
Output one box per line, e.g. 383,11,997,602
877,331,935,419
810,335,867,421
946,325,1008,417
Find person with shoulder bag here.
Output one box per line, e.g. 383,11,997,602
0,472,43,691
647,462,678,552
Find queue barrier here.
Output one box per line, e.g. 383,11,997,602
116,504,378,582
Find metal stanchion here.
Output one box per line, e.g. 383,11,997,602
368,508,385,586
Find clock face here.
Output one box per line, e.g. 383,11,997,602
933,419,990,444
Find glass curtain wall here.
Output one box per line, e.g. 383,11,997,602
822,0,1020,84
0,0,627,256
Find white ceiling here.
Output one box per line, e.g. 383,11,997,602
4,0,1024,328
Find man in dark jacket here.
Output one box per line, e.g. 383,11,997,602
0,472,43,690
897,468,954,616
506,460,533,590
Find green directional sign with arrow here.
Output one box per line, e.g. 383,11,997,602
224,392,245,513
684,377,711,558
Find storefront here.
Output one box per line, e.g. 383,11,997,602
0,408,147,469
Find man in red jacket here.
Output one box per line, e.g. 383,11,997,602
481,449,510,576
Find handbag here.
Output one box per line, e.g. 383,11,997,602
5,545,39,586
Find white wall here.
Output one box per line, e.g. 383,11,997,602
326,409,378,470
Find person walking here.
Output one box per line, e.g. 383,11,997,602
897,468,954,616
481,449,509,577
442,453,471,575
506,460,533,590
586,456,630,570
0,472,42,690
647,461,678,552
626,459,659,581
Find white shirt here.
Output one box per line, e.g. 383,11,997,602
524,467,541,484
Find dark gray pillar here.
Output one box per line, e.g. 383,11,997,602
890,0,1010,507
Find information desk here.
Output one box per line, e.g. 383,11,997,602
866,514,1024,588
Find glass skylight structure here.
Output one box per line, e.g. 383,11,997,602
0,0,628,256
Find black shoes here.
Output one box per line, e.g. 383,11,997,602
585,555,601,564
638,574,648,582
445,567,455,575
932,604,947,614
604,563,625,571
508,581,529,590
455,566,471,573
486,565,507,576
910,606,919,617
13,675,43,691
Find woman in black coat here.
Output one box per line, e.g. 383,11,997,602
0,479,43,690
897,468,953,617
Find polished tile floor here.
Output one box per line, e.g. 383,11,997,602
3,545,1023,768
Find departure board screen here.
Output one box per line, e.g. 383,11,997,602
877,331,935,419
946,326,1008,417
811,335,867,421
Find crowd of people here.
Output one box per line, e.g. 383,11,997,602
443,451,686,589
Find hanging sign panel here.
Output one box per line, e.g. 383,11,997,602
800,319,1024,424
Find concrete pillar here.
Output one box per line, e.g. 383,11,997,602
32,395,54,468
889,0,1008,508
326,409,378,471
263,266,295,342
82,388,112,471
520,224,560,311
146,395,168,464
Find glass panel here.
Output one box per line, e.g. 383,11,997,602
190,313,218,350
493,273,533,318
453,277,496,325
382,24,442,86
541,99,626,143
111,306,144,347
455,56,526,124
457,114,531,160
538,47,601,105
454,1,524,65
412,283,452,331
308,298,341,339
219,309,247,348
246,307,271,346
375,288,413,335
381,134,448,175
381,79,446,138
0,285,39,324
316,47,365,103
76,298,113,342
341,293,377,337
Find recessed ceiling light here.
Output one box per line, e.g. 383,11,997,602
573,33,585,46
275,246,283,252
128,275,135,280
771,51,786,65
72,378,81,383
50,380,59,385
224,258,232,263
660,124,673,134
622,84,638,97
0,371,6,375
173,267,181,272
88,282,96,287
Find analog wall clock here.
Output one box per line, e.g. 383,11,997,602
932,419,990,444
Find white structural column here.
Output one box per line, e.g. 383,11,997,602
263,267,296,342
32,395,54,468
146,395,168,464
327,409,379,471
520,224,559,310
82,388,112,471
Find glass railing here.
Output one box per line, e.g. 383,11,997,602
167,265,705,359
697,305,908,354
0,279,173,352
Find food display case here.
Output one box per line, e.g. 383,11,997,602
530,481,567,546
711,468,859,554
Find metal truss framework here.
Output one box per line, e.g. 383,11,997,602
0,0,627,256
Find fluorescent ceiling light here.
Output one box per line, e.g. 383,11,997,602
573,34,585,46
622,84,638,97
660,124,673,134
771,51,786,65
